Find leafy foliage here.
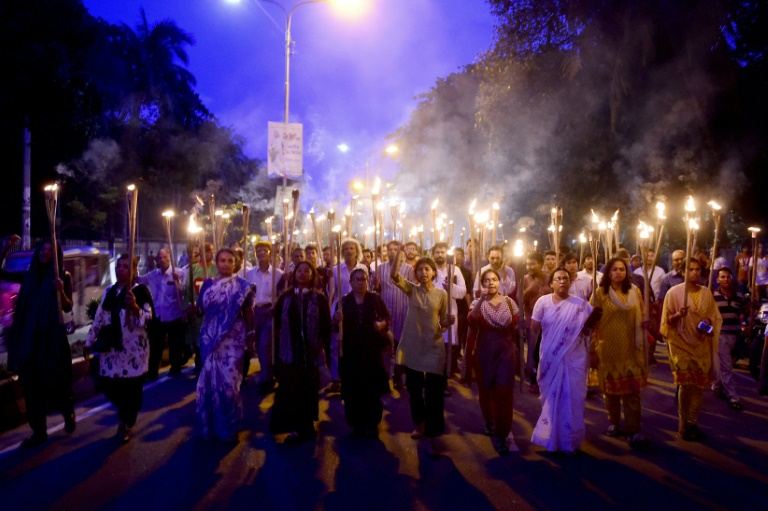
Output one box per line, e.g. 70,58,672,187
392,0,768,247
0,0,273,242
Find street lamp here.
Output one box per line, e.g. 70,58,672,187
228,0,368,187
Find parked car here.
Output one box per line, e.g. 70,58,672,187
0,247,113,352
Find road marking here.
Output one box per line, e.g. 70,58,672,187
0,371,182,456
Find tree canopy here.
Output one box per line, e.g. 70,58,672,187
1,0,271,242
391,0,768,248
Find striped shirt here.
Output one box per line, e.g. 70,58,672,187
713,290,747,334
376,261,413,341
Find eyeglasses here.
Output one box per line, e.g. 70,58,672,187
552,276,570,282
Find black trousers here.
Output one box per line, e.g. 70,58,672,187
20,371,74,437
405,367,446,437
101,377,144,427
148,318,187,375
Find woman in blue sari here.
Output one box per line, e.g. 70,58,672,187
196,248,256,442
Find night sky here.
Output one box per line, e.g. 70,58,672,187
84,0,495,195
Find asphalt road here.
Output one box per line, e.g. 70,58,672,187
1,347,766,511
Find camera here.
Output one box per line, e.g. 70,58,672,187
697,320,714,335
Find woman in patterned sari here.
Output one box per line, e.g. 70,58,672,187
196,248,256,442
270,261,331,443
591,257,649,448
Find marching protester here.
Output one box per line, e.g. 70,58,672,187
245,241,282,394
270,261,331,443
453,247,474,383
591,257,649,448
529,267,601,453
139,247,188,379
473,245,516,299
196,248,256,442
8,240,76,447
390,246,453,453
85,255,153,443
403,241,420,268
523,251,551,394
468,268,520,455
634,249,665,299
658,250,686,305
328,238,367,393
564,253,593,301
432,242,467,378
374,240,413,390
577,254,603,285
660,258,722,441
339,268,391,438
184,243,216,372
711,268,748,410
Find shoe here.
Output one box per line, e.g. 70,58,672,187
64,412,76,434
505,433,520,452
712,385,727,400
628,433,649,450
680,424,705,442
728,399,743,411
492,436,509,455
21,434,48,448
605,424,622,438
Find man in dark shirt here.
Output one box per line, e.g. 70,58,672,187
713,267,748,410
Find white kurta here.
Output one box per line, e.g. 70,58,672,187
436,264,466,346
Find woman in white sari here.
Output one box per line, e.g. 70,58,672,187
530,268,600,453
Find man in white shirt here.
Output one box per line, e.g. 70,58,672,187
577,254,603,286
139,248,187,378
564,253,593,301
633,249,665,299
245,241,283,394
473,245,516,299
432,243,467,376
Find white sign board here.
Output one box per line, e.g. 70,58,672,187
267,122,303,179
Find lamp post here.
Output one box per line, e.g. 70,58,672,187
232,0,365,187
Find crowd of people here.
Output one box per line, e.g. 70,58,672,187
3,231,767,457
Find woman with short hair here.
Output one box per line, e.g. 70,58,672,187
390,248,453,446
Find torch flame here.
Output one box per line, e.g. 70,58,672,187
513,239,525,258
431,198,439,210
655,201,666,220
707,200,722,211
468,198,477,215
684,195,696,213
162,209,175,218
